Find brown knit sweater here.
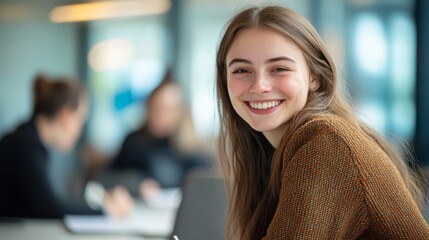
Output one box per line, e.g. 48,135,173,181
263,114,429,239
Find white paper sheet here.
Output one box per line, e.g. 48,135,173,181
64,192,180,237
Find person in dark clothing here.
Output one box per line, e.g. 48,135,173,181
96,72,212,200
112,122,210,190
0,73,133,219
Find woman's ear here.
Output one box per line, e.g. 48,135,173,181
309,74,320,91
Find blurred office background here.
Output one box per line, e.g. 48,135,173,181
1,0,429,195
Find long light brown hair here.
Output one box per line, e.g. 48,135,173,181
216,5,425,240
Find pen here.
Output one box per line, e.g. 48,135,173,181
172,235,180,240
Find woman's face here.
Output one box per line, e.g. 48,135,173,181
57,96,88,151
226,28,318,146
147,84,183,138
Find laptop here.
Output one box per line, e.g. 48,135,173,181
171,170,228,240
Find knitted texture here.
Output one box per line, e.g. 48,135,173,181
263,114,429,239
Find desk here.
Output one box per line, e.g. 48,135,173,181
0,219,157,240
0,202,177,240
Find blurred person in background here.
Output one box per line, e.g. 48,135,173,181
0,73,133,219
92,71,212,201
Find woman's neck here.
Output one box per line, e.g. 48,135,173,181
263,124,288,148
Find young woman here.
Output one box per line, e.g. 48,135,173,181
0,74,133,219
216,5,429,239
105,73,211,200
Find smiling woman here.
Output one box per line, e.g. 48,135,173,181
216,5,429,240
226,28,319,146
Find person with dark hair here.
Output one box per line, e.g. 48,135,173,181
0,73,133,219
215,5,429,239
96,72,212,201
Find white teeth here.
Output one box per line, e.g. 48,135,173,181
249,100,281,110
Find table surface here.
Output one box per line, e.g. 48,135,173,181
0,200,178,240
0,219,166,240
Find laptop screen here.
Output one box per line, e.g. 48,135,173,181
171,171,227,240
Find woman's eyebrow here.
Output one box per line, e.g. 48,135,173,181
266,56,296,64
228,58,252,67
228,56,296,67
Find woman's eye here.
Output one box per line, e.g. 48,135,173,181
232,68,249,74
273,67,289,72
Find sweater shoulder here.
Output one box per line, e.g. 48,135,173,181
0,120,47,164
288,114,365,149
301,114,357,136
282,113,383,170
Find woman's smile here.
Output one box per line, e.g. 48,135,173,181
245,100,284,114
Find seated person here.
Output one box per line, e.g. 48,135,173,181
93,72,212,200
0,73,133,219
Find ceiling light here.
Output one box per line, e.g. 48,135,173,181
50,0,171,23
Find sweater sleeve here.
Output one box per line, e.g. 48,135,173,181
263,131,369,239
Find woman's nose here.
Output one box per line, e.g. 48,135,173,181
249,73,271,94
